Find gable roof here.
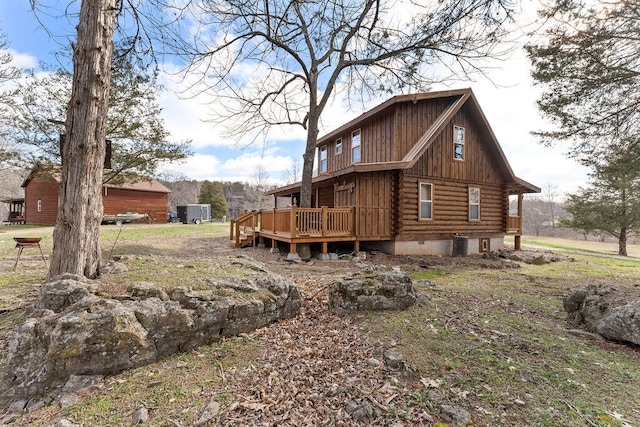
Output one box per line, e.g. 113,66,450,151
21,166,171,193
311,88,539,194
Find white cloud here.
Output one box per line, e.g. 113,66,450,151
9,49,37,69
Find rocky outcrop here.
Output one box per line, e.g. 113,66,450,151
328,269,417,315
0,270,301,407
564,284,640,346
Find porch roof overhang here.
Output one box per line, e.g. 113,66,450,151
1,197,25,204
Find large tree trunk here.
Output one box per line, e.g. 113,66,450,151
297,99,320,260
618,227,628,256
48,0,117,279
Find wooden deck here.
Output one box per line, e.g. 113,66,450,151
230,207,358,254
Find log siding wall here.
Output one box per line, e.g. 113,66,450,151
398,174,506,241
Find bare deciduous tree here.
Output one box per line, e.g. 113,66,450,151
542,183,559,228
178,0,518,210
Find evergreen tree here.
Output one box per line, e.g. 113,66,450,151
10,48,191,183
199,180,229,220
561,141,640,256
526,0,640,165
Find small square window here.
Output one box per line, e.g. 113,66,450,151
336,139,342,154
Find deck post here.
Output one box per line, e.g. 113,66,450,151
354,240,360,253
321,206,328,237
229,220,234,241
287,242,299,260
270,238,279,253
235,220,240,247
272,207,276,234
251,211,256,248
514,235,521,251
290,206,297,237
517,193,524,234
318,241,330,260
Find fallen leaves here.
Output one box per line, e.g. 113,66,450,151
190,278,436,426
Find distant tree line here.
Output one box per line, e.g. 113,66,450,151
157,175,276,221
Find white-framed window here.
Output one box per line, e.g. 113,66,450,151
320,146,328,173
419,182,433,220
335,138,342,154
351,129,361,163
37,200,42,212
469,187,480,220
454,125,465,161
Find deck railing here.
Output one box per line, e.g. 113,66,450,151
230,206,355,245
507,215,522,233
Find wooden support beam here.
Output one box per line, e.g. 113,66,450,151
321,241,328,255
514,235,521,251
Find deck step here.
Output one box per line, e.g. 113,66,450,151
230,232,258,248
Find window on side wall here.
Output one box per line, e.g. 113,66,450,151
454,125,465,161
351,129,361,163
320,146,327,173
37,200,42,212
419,182,433,220
469,187,480,220
335,138,342,154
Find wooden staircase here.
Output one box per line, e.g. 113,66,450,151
230,211,259,248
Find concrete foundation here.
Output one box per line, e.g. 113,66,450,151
363,237,505,256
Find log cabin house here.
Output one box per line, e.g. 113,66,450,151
21,167,171,225
231,88,539,257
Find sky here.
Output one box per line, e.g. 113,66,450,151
0,0,590,197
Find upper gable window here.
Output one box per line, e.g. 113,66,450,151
352,129,361,163
335,138,342,155
454,125,465,161
320,146,328,173
469,187,480,220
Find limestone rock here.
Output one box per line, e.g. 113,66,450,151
564,284,640,346
597,300,640,345
344,399,374,422
440,404,471,426
328,270,417,315
196,400,221,426
132,407,149,424
0,266,301,409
